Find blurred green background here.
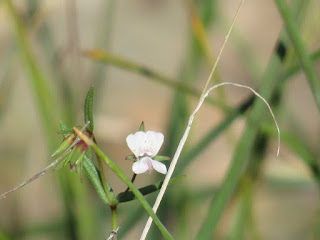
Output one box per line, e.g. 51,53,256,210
0,0,320,239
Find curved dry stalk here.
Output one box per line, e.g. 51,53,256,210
0,121,90,200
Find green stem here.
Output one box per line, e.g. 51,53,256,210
85,50,228,111
275,0,320,111
280,49,320,87
111,206,117,231
226,178,252,240
4,0,59,149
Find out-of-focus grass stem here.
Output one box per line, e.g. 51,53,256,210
4,0,59,148
90,0,115,103
85,50,228,111
275,0,320,112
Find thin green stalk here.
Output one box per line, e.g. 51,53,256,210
85,50,227,111
275,0,320,111
85,47,320,116
280,49,320,87
226,178,252,240
111,206,117,231
188,1,224,89
4,0,59,148
281,0,312,68
0,44,15,124
36,21,77,123
74,128,174,240
90,0,115,104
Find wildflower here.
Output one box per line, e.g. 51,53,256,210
126,131,167,174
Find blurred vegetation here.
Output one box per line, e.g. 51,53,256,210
0,0,320,239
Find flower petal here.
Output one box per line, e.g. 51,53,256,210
126,131,146,158
132,159,149,174
150,160,167,174
145,131,164,157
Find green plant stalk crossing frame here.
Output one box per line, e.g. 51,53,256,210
275,0,320,111
4,0,59,148
85,50,226,109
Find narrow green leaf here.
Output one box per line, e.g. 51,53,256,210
83,155,110,205
275,0,320,112
84,86,95,132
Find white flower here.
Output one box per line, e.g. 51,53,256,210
126,131,167,174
